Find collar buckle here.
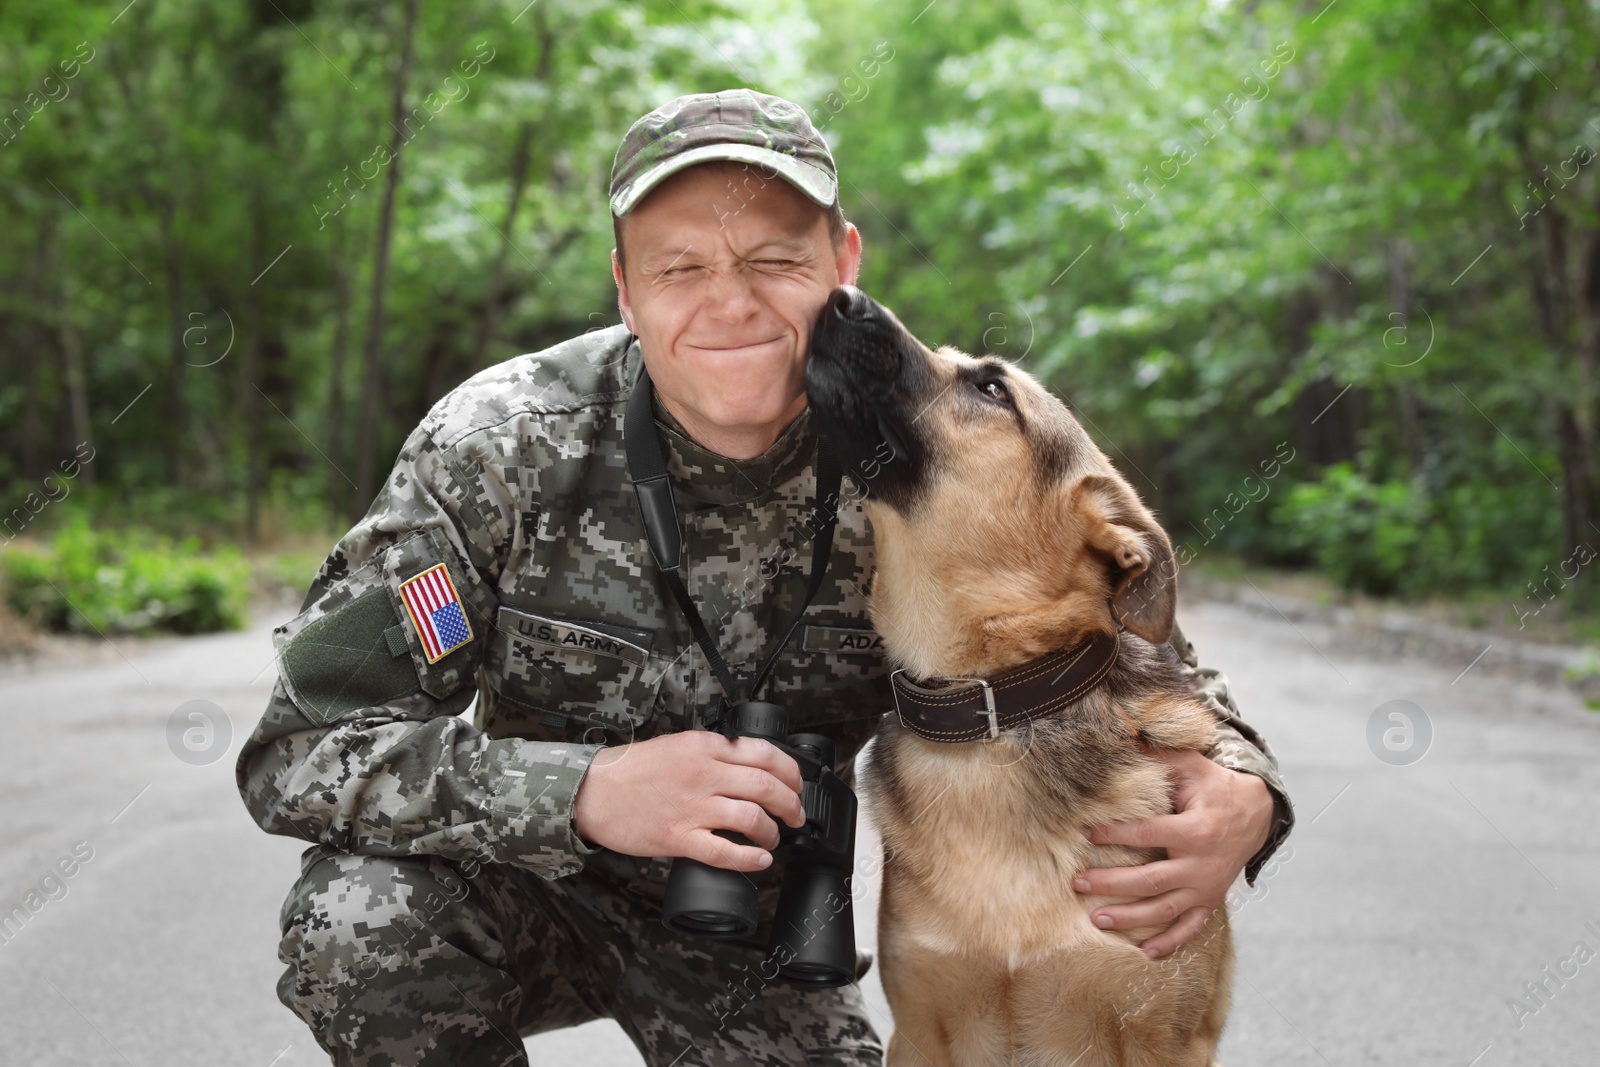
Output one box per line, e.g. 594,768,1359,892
891,669,1001,741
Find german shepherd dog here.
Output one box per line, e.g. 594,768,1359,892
805,286,1233,1066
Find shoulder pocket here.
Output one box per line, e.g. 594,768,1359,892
277,584,422,727
485,605,663,737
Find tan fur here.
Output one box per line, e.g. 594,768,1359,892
856,343,1234,1066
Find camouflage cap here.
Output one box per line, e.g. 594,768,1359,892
609,88,838,217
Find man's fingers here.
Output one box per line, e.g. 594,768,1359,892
720,761,803,830
1151,748,1212,806
1147,746,1208,776
696,824,774,872
716,796,784,850
715,737,805,827
727,735,804,793
1084,888,1197,935
732,739,806,827
1072,859,1178,899
1086,812,1184,850
1136,904,1217,960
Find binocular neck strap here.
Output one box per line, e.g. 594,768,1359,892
624,359,844,712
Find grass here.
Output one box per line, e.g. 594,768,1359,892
2,514,252,636
1181,552,1600,650
0,497,342,652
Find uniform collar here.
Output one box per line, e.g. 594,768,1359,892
626,335,818,507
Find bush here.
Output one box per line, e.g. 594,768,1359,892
1,514,251,635
1270,462,1559,598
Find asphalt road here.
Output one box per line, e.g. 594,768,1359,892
0,592,1596,1066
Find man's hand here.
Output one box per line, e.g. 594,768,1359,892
1070,747,1274,960
571,731,806,872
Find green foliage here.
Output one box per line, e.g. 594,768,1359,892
1273,464,1430,596
1,514,251,635
2,0,1590,610
813,0,1590,604
1272,462,1559,597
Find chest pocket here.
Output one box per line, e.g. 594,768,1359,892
486,606,664,739
764,622,894,730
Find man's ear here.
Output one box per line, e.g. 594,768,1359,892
612,248,637,334
836,222,863,287
1067,473,1177,645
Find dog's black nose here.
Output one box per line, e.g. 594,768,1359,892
830,285,873,321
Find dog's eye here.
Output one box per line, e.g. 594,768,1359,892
975,379,1012,406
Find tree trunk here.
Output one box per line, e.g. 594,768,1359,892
159,195,187,486
19,343,43,482
1570,180,1600,604
235,0,299,543
327,211,354,527
470,118,534,371
59,277,94,492
20,218,57,482
1506,117,1600,616
244,203,265,543
353,0,422,522
471,5,551,372
1528,185,1600,574
1386,236,1426,476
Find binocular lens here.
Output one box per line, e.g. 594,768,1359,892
661,854,760,940
668,910,755,937
766,866,856,987
657,715,858,988
777,961,852,987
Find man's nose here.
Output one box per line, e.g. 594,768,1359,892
704,267,760,318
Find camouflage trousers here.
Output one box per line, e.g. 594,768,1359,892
275,844,884,1066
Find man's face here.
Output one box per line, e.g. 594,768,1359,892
612,161,861,453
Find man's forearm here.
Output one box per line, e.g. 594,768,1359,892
237,680,607,879
1169,618,1295,885
1208,719,1292,884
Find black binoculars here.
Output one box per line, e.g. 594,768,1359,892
660,699,860,988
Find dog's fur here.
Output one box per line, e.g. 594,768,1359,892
806,286,1233,1067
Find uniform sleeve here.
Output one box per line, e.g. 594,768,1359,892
234,422,605,882
1168,617,1294,887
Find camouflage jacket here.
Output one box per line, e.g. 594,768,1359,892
235,325,1294,895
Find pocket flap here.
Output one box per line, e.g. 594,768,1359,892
279,586,423,725
498,607,653,665
486,605,662,735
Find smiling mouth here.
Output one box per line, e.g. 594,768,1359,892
688,337,786,352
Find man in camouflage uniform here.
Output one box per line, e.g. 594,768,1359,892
236,88,1294,1067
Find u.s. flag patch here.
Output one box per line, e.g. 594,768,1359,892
399,563,474,662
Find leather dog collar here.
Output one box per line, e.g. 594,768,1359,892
889,628,1121,743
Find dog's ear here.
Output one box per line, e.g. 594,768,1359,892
1066,473,1177,645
